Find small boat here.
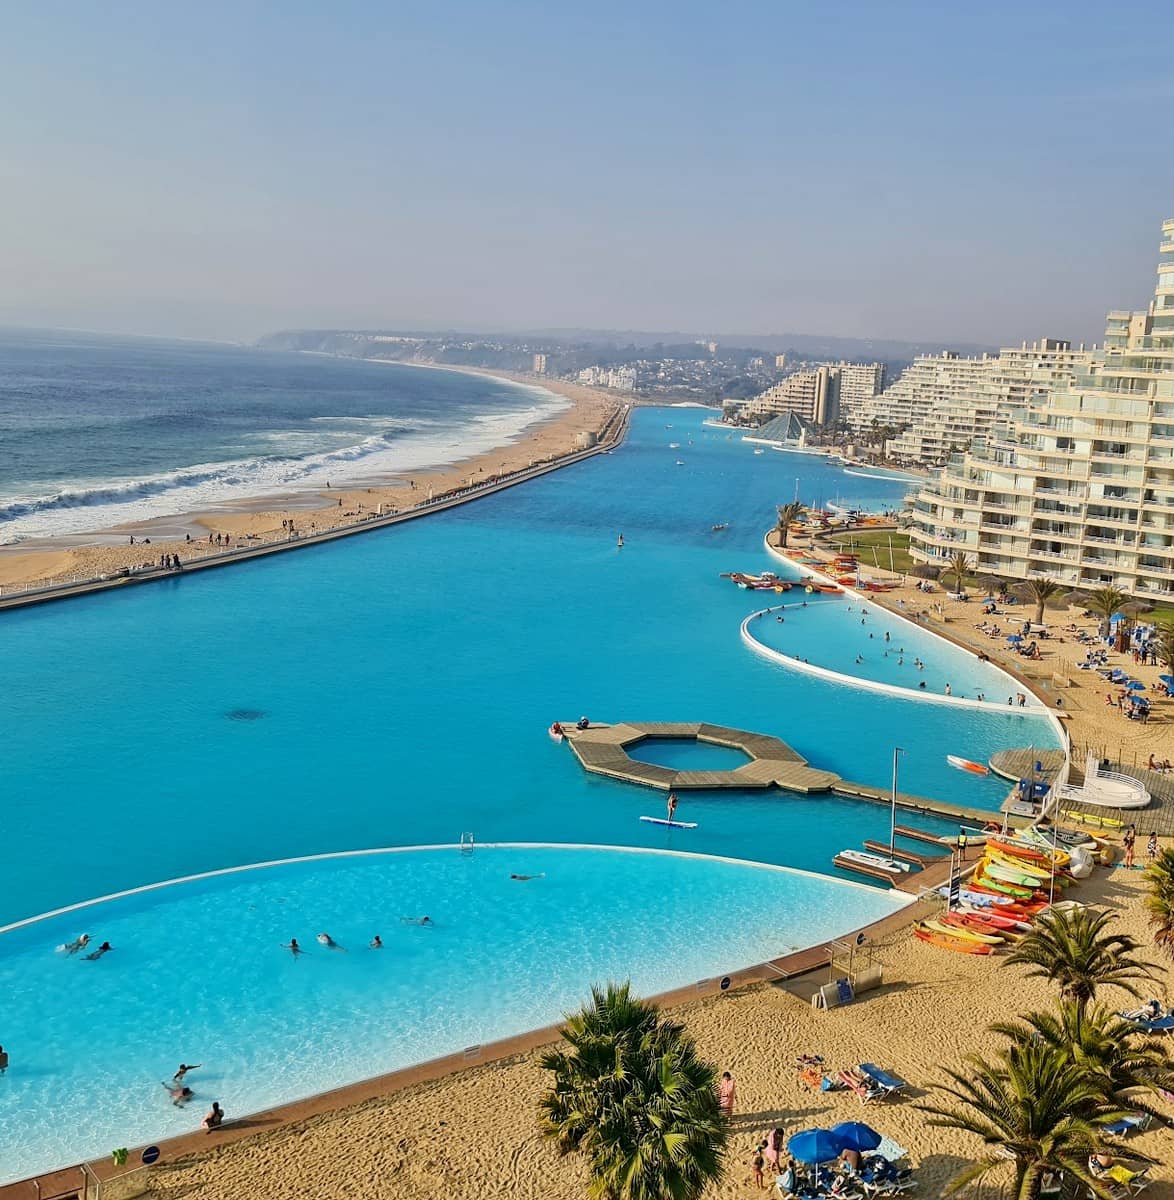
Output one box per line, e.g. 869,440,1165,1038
837,849,911,874
753,448,765,455
914,926,993,955
711,523,729,532
947,755,989,776
675,459,685,466
669,442,681,449
548,724,565,742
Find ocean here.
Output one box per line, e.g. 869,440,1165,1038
0,328,565,543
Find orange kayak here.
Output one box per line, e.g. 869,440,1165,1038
986,838,1050,864
914,926,994,955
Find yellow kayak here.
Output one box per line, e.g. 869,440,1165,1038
922,918,1002,945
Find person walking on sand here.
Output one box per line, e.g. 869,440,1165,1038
718,1071,736,1117
750,1141,766,1189
667,792,678,824
1124,826,1136,868
1148,832,1159,863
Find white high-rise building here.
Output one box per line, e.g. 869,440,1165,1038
908,218,1174,600
737,362,883,427
887,340,1093,466
856,351,993,440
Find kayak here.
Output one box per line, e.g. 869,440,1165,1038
947,755,990,776
924,918,1002,945
958,906,1031,932
914,926,994,955
942,912,1018,941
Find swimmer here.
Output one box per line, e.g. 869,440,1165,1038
203,1101,224,1131
61,933,91,956
510,873,545,881
173,1063,202,1082
83,941,113,961
370,935,384,948
282,938,306,958
162,1082,194,1106
400,917,434,926
317,933,346,951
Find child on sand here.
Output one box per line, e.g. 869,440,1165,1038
718,1071,736,1117
750,1142,766,1189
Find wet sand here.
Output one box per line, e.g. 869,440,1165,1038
0,372,623,592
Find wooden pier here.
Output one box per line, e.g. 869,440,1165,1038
862,838,946,867
988,748,1068,786
560,719,1047,831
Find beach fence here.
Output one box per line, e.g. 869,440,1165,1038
76,1163,150,1200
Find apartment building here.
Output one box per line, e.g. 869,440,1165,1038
855,351,993,440
887,340,1092,466
908,218,1174,601
737,361,883,427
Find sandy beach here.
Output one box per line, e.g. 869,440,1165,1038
768,528,1172,771
135,867,1171,1200
0,370,623,592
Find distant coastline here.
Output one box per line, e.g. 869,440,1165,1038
0,358,628,600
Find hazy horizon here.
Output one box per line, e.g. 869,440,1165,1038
3,1,1172,347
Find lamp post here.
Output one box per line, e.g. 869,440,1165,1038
889,746,906,858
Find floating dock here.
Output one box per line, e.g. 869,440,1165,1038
862,839,946,867
560,720,1043,829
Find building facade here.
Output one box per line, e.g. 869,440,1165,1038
737,361,884,427
887,340,1092,466
532,353,547,374
908,219,1174,601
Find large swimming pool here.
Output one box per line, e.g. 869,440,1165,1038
0,406,1061,930
0,844,911,1183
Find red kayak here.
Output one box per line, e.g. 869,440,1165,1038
943,912,1019,940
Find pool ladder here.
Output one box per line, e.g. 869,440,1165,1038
459,831,475,855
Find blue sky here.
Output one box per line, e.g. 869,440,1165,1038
2,1,1172,345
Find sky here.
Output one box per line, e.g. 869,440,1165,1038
2,1,1172,347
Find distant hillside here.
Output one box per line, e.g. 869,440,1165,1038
256,327,995,362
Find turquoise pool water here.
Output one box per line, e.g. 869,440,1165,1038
627,738,751,771
0,845,910,1182
745,600,1044,709
0,405,1062,932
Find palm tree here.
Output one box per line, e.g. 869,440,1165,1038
947,550,975,594
992,1000,1174,1114
1144,846,1174,960
919,1042,1129,1199
1004,906,1157,1013
775,501,804,548
539,982,727,1200
1015,577,1062,626
1085,586,1128,637
1154,620,1174,673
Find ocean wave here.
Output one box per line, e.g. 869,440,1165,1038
0,395,569,543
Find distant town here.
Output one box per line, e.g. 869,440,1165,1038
262,216,1174,604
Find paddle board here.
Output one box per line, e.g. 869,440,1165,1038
640,816,698,829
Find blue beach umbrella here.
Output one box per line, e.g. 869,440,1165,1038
1159,675,1174,687
788,1128,846,1164
1127,681,1145,691
1006,634,1023,643
830,1121,883,1153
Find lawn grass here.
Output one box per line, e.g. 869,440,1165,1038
822,530,915,575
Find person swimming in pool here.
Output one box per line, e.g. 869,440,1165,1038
162,1082,194,1106
510,873,545,881
370,935,383,948
317,933,346,951
83,941,113,960
61,933,90,956
173,1063,202,1082
282,938,306,958
400,916,434,926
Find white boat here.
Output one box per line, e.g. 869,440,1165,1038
837,849,911,874
675,459,685,466
669,442,681,448
753,448,765,455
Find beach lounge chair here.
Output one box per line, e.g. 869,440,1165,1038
1105,1113,1151,1138
1118,1012,1174,1034
1088,1160,1150,1196
838,1067,883,1103
858,1062,905,1099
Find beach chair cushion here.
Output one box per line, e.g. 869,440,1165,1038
859,1062,905,1091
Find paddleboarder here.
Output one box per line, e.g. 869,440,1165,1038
667,792,678,824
